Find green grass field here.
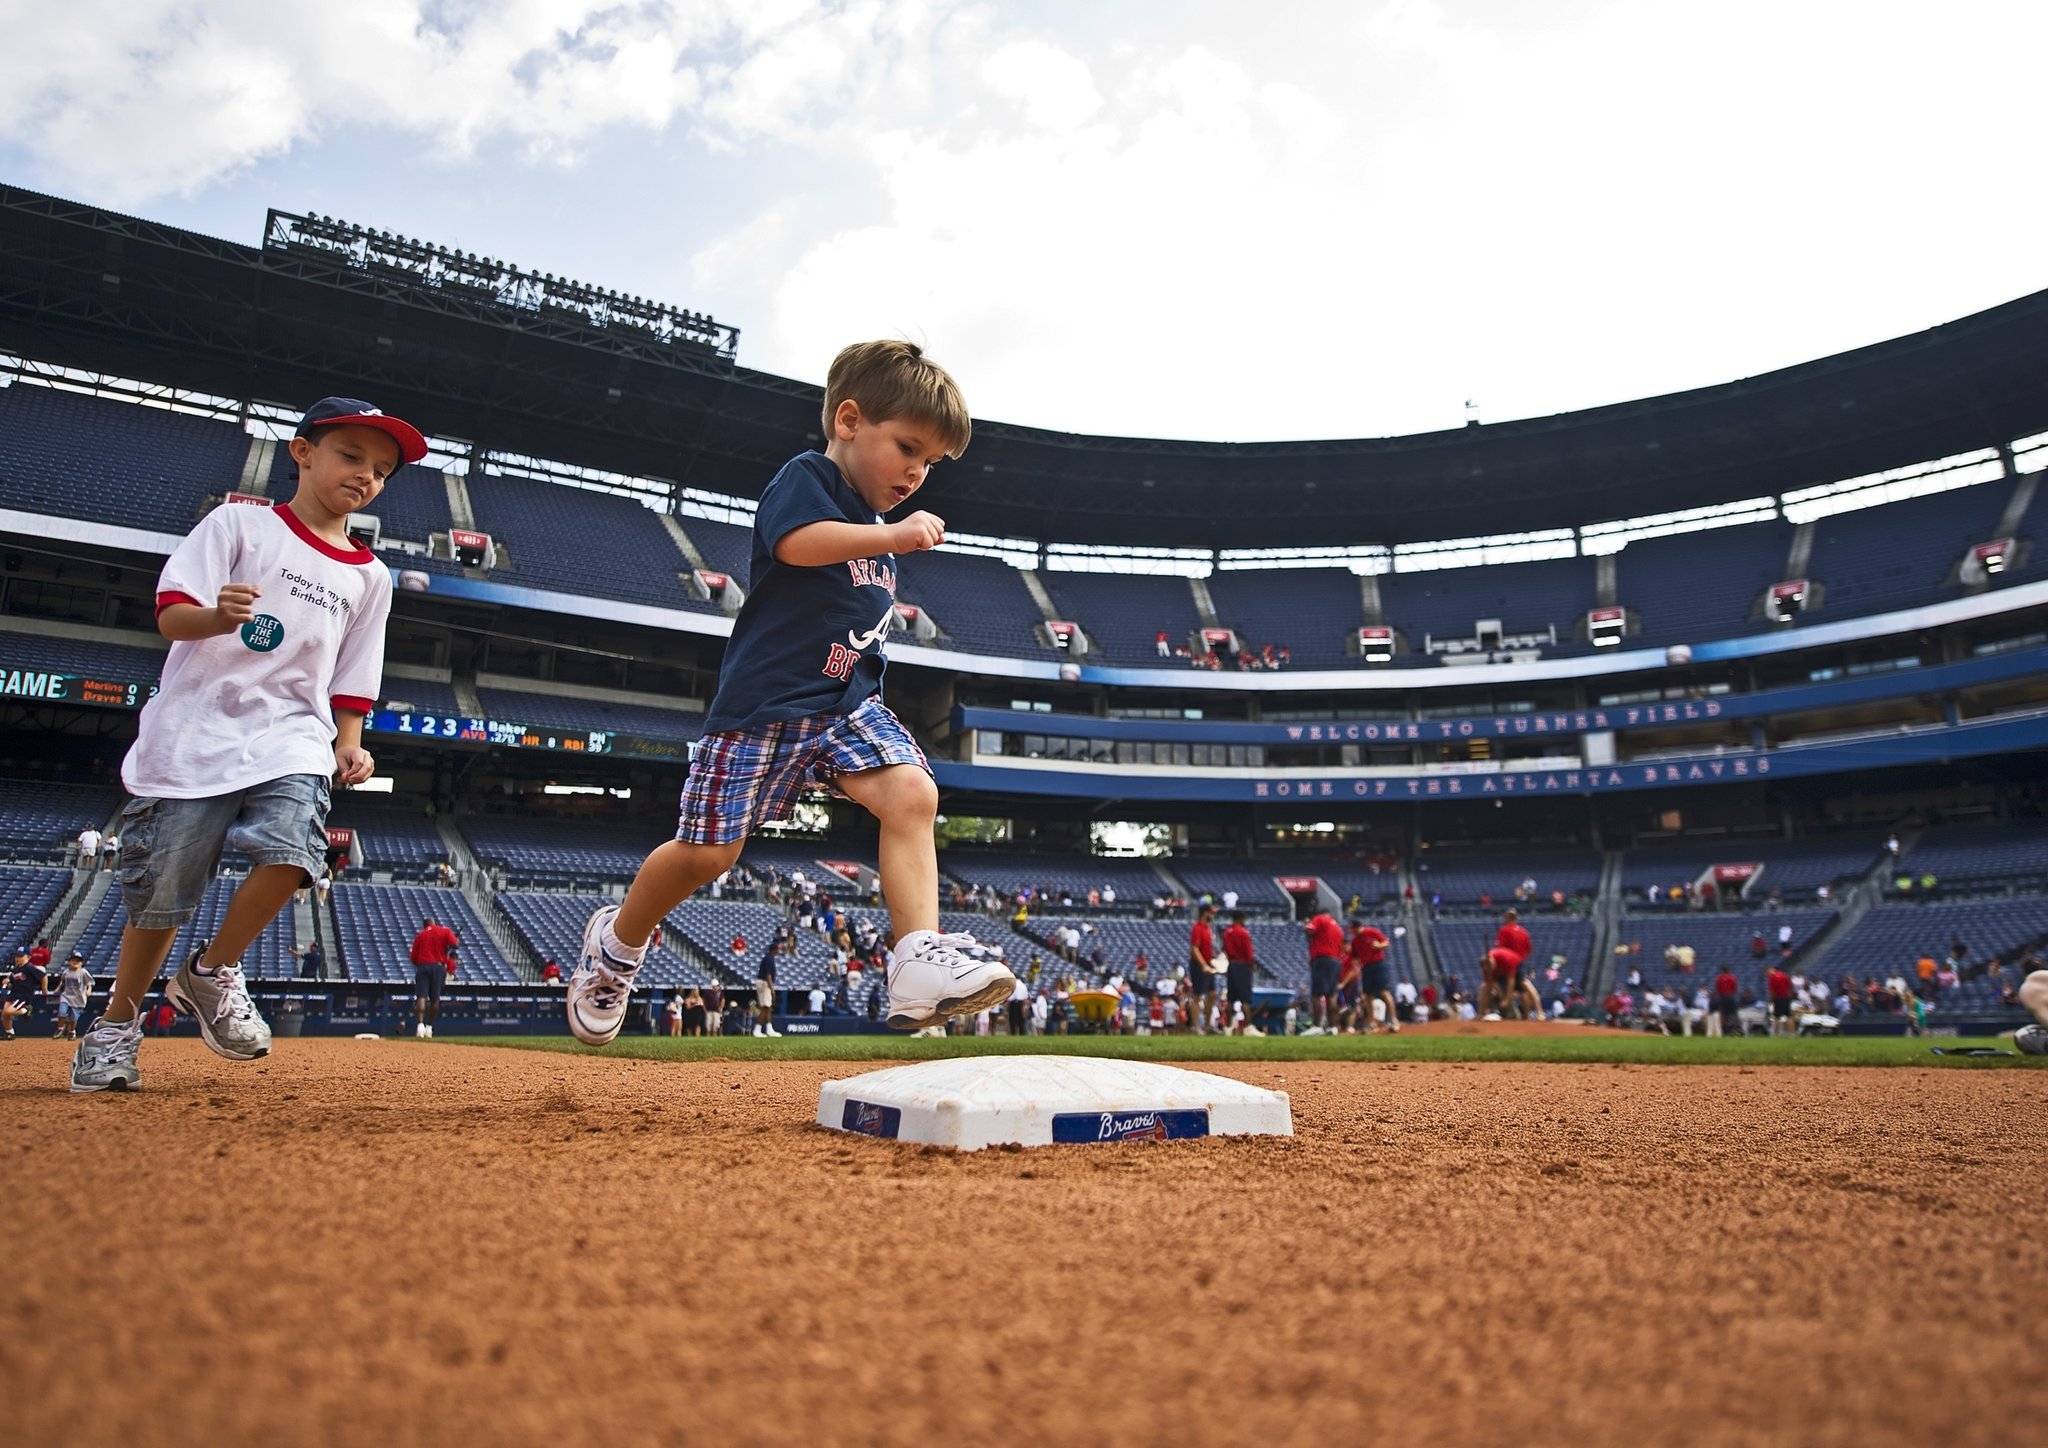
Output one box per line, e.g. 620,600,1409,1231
459,1032,2043,1068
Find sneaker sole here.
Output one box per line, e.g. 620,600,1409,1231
164,972,268,1062
886,971,1018,1031
70,1073,137,1094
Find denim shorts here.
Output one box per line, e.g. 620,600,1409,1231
677,697,928,846
118,774,332,929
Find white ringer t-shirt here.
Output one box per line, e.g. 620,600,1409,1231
122,502,392,799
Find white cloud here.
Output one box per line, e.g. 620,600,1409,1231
982,40,1101,132
0,0,739,199
7,0,2048,445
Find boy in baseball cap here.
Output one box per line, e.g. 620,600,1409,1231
69,395,425,1092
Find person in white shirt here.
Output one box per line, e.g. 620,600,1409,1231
76,825,102,870
68,396,424,1095
55,951,94,1040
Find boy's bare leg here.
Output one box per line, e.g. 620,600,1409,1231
101,924,182,1024
614,840,743,947
836,765,939,941
2019,970,2048,1026
202,864,304,969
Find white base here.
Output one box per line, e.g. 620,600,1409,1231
816,1054,1293,1151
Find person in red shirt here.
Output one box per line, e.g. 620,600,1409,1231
1765,963,1795,1036
1490,908,1541,1021
1304,910,1346,1029
1347,918,1396,1034
1711,966,1740,1037
1186,904,1220,1034
1221,911,1259,1034
409,917,459,1040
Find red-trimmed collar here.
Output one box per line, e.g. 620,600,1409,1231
273,502,375,565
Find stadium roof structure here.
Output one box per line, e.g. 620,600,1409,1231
6,181,2048,550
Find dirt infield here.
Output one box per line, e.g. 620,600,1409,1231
4,1039,2043,1447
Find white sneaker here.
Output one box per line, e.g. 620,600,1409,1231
764,1024,781,1037
415,1023,428,1039
885,930,1017,1031
423,1023,433,1038
70,1014,142,1093
2017,1024,2048,1056
752,1025,765,1037
567,905,641,1047
165,950,271,1061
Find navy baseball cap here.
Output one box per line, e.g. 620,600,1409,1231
296,397,429,465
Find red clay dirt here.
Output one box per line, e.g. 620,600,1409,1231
4,1038,2042,1447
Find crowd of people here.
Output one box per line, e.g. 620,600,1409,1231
1153,631,1292,671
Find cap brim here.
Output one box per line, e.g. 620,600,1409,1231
308,412,430,465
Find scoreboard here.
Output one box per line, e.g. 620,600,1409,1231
365,709,613,755
1,668,154,709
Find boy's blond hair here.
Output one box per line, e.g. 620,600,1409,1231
822,340,971,458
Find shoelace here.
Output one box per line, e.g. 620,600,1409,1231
85,1017,139,1058
584,961,635,1011
920,933,995,977
209,965,257,1023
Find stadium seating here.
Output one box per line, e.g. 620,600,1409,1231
1379,555,1597,656
1823,895,2048,1009
1605,907,1837,1005
328,882,519,984
1205,568,1362,669
1411,848,1600,906
0,384,249,535
1894,821,2048,892
66,874,298,981
0,865,69,950
1624,835,1881,903
378,678,464,714
895,549,1049,657
663,899,839,990
0,630,166,686
677,513,754,586
1038,570,1203,666
1171,862,1298,915
1615,518,1793,645
459,816,653,887
1432,916,1595,1004
267,446,452,544
938,850,1170,904
496,890,723,989
0,780,123,863
465,472,701,612
324,799,449,875
1807,485,2011,618
1272,856,1406,909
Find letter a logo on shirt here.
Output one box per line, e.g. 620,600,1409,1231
240,614,285,652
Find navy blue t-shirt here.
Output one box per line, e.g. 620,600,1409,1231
702,452,900,734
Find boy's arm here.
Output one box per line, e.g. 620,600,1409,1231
775,512,945,567
333,708,375,786
158,584,261,641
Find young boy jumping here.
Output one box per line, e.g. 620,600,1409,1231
69,397,425,1092
568,341,1015,1043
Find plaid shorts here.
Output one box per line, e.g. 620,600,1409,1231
678,696,929,846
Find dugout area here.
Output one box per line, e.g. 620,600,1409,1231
6,1036,2043,1447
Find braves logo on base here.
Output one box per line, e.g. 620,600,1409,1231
1051,1108,1211,1144
841,1099,902,1138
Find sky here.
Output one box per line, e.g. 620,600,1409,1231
2,0,2045,446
